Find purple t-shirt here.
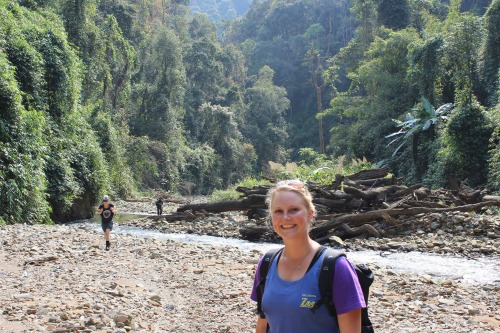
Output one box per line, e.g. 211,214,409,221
250,250,366,333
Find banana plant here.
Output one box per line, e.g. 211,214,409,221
386,96,454,157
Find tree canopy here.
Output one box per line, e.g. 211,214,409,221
1,0,500,225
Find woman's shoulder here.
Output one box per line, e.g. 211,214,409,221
332,255,359,282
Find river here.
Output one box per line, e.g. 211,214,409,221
68,214,500,286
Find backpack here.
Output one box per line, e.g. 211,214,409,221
255,246,374,333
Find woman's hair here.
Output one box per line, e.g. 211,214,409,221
266,180,316,228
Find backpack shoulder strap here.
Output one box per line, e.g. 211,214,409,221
256,247,283,319
315,247,376,333
310,247,345,315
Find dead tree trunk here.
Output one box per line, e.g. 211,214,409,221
311,200,500,237
177,195,266,213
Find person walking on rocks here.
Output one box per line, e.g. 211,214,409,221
250,180,365,333
96,195,116,251
155,197,163,216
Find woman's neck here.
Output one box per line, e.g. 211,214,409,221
282,238,317,260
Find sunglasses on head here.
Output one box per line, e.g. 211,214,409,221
276,179,306,189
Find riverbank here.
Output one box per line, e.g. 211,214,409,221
1,199,499,332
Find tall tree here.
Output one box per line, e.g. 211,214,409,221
243,66,290,171
191,103,256,189
129,26,186,142
304,24,328,153
435,103,493,188
444,13,483,105
327,28,420,162
480,0,500,106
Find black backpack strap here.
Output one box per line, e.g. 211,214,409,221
256,247,283,319
305,245,327,273
313,247,375,333
310,247,345,314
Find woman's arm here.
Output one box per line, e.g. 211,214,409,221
255,317,268,333
337,308,361,333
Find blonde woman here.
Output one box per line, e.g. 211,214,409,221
251,180,365,333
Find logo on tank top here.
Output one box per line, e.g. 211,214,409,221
103,210,112,219
300,294,318,309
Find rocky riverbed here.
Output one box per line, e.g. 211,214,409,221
1,198,499,332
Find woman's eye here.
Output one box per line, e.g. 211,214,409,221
274,209,283,214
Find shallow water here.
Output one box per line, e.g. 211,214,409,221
70,216,499,286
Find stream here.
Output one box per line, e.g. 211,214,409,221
68,214,500,286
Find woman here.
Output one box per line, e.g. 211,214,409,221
250,180,365,333
96,195,116,251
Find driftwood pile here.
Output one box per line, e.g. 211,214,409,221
162,168,500,242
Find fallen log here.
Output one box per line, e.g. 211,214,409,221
347,176,398,188
177,194,267,213
457,190,483,204
483,195,500,202
391,184,424,198
343,185,403,201
239,225,270,241
314,190,355,201
311,200,500,237
315,223,380,243
404,201,447,208
313,198,346,208
235,186,270,196
314,197,364,212
345,167,389,180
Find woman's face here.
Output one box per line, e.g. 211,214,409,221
270,190,313,240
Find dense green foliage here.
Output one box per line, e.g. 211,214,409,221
1,0,500,225
313,0,500,191
0,1,106,223
481,0,500,106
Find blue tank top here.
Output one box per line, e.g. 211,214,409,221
262,251,339,333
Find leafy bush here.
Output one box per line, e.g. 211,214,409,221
0,48,51,224
207,177,272,202
91,111,136,199
488,105,500,192
267,148,374,184
126,136,162,190
208,189,241,202
432,103,493,188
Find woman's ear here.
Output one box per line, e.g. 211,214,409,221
308,210,314,222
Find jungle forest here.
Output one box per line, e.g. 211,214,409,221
1,0,500,224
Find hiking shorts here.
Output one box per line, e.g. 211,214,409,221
101,221,114,232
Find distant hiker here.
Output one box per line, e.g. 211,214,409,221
96,195,115,251
155,198,163,216
250,180,366,333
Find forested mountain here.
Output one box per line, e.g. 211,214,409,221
227,0,499,188
1,0,499,225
